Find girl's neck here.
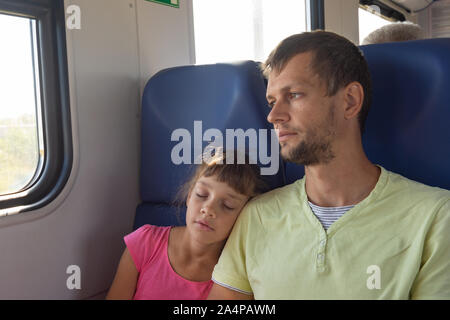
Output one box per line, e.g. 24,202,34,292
167,226,224,282
172,226,225,264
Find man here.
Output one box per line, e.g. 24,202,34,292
207,31,450,299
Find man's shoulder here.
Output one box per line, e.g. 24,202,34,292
385,169,450,204
235,179,305,231
239,179,305,223
380,169,450,225
249,179,303,206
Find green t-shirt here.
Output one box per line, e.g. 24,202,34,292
212,166,450,299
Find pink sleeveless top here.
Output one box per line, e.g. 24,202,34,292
124,224,213,300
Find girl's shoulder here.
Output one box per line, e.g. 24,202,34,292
124,225,173,271
130,224,172,242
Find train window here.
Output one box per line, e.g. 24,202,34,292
359,6,394,44
0,14,43,196
192,0,307,64
0,0,72,217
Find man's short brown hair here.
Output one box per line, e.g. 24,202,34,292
262,31,372,135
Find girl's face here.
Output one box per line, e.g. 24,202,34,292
185,175,250,245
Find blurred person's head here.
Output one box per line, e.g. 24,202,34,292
362,22,424,45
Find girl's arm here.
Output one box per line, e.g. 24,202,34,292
106,248,138,300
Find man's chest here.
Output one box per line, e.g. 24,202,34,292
247,229,421,299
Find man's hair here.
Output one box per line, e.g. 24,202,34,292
261,30,372,135
362,22,423,45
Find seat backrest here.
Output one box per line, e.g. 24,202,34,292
284,38,450,190
135,61,285,229
360,38,450,190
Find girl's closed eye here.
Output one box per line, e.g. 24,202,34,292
222,203,235,210
196,192,208,198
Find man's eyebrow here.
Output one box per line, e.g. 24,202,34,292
266,81,312,100
284,80,313,89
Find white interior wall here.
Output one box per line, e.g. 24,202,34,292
418,0,450,38
324,0,360,44
136,0,195,96
417,7,430,37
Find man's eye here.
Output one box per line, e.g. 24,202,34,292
290,92,303,99
268,101,275,108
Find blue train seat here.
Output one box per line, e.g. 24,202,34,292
134,61,285,229
284,38,450,190
361,38,450,190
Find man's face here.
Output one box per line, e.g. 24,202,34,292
266,52,338,166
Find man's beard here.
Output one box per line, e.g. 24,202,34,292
281,135,335,166
280,107,336,166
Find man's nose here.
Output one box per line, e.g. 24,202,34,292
267,100,289,125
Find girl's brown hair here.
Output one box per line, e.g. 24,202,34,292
173,148,267,210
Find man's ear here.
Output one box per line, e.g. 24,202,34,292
343,82,364,120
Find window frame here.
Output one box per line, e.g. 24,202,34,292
0,0,72,215
359,0,406,21
308,0,325,30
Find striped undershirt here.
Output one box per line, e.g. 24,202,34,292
307,201,355,230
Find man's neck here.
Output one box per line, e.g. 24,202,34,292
304,155,381,208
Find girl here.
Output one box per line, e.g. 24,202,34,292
106,150,264,299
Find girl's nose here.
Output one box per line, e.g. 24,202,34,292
201,206,216,218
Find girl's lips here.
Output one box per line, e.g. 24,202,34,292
196,221,214,231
